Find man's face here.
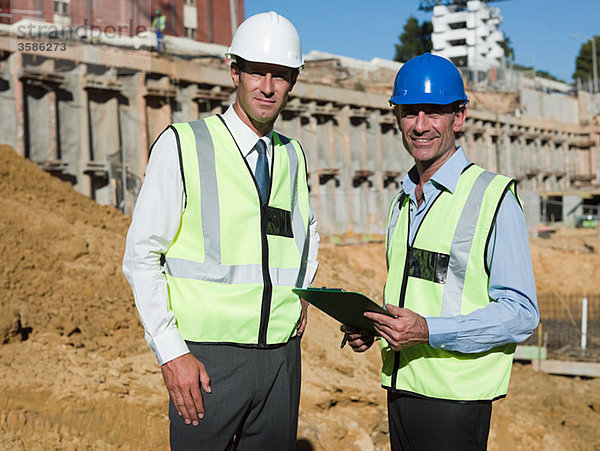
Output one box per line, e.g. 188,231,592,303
231,60,297,133
394,103,466,168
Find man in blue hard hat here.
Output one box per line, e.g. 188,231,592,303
345,53,538,450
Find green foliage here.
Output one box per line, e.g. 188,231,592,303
498,36,514,63
573,36,600,82
536,70,563,83
512,64,563,83
394,16,433,63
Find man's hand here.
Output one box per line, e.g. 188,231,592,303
161,353,211,426
296,298,309,337
364,304,429,351
341,325,375,352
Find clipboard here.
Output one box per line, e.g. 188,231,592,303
292,287,392,334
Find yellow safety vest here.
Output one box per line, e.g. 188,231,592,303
382,164,518,401
164,115,311,346
152,15,166,32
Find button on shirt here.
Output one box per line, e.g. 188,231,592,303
123,105,320,365
398,148,538,353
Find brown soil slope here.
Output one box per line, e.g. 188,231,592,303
1,145,599,450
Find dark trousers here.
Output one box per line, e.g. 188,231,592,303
387,391,492,451
169,338,301,451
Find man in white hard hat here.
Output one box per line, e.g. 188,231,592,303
123,11,319,450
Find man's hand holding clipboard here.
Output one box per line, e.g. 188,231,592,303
291,288,393,334
292,287,390,351
292,287,429,352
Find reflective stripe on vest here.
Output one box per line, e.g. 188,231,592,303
382,164,517,401
164,116,310,345
164,257,301,286
441,170,496,316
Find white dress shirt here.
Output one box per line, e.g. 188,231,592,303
123,105,320,365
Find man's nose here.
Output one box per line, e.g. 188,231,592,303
414,110,429,133
260,73,274,97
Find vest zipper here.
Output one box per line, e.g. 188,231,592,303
258,139,276,346
390,188,445,389
258,204,273,346
390,206,411,389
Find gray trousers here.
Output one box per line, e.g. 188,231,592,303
169,338,301,451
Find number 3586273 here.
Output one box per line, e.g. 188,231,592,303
18,42,67,51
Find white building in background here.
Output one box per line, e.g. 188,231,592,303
432,0,505,79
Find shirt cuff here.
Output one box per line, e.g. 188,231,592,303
151,327,190,366
302,260,319,288
426,316,459,350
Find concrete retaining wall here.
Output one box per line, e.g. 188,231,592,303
1,35,599,235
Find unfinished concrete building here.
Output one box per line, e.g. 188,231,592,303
1,24,600,236
431,0,505,73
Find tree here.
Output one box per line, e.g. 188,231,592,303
512,64,563,83
573,36,600,83
394,16,433,63
498,36,514,64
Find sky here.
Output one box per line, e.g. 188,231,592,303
244,0,599,83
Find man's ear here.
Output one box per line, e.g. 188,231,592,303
231,62,240,88
453,106,467,132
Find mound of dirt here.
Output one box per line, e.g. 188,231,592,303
1,145,599,449
530,231,600,294
0,145,138,352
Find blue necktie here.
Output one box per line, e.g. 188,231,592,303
254,139,270,205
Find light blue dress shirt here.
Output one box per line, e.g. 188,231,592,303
398,148,539,353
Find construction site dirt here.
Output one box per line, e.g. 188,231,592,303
1,144,599,450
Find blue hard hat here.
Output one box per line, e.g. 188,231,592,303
389,53,468,106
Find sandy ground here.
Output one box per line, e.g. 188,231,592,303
1,145,599,449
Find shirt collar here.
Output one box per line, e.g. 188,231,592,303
401,147,470,196
222,105,273,157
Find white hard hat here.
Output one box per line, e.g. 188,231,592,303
226,11,304,69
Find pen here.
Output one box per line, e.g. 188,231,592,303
340,333,348,349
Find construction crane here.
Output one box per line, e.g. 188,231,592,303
418,0,508,11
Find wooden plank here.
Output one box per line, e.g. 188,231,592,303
531,360,600,378
514,345,547,360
